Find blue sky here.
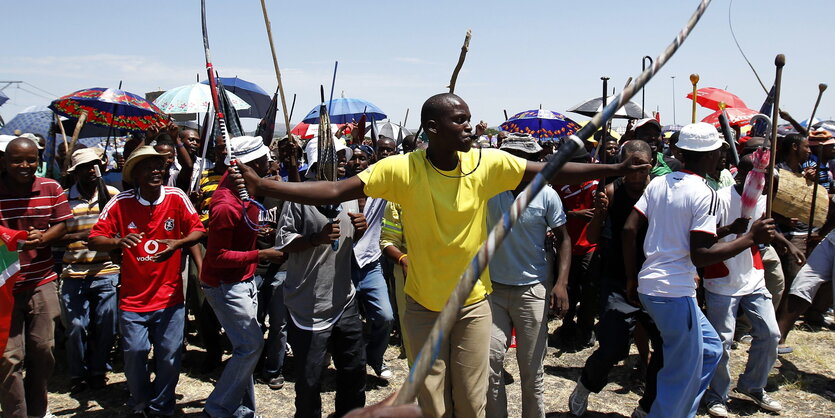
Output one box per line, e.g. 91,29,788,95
1,0,833,130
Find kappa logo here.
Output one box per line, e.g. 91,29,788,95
164,218,175,231
128,222,137,229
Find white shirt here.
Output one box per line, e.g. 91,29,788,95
635,171,719,298
703,186,766,296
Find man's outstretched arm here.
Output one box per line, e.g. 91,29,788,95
236,163,366,205
524,157,651,185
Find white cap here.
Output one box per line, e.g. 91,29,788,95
676,122,724,152
0,135,15,152
18,133,44,150
225,136,272,166
304,137,352,177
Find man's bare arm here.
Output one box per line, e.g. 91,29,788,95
524,157,651,185
237,163,366,205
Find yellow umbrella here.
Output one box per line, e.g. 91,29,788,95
577,120,621,144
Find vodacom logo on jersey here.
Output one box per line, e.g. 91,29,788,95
135,239,163,262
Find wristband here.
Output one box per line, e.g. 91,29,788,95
397,254,408,264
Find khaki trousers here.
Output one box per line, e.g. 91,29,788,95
0,281,60,418
404,296,491,418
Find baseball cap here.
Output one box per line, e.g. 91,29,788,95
675,122,724,152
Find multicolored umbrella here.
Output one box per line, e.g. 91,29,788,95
302,97,386,124
154,83,250,115
686,87,747,111
702,107,759,128
501,109,581,139
0,105,53,138
50,87,168,132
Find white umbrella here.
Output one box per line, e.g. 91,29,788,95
374,121,412,140
153,83,250,115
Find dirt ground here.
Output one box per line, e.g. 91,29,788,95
44,318,834,417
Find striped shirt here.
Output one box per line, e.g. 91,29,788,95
198,168,225,223
0,176,72,292
61,184,121,279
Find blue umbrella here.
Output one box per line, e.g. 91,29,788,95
302,97,386,124
500,109,581,140
201,76,271,119
0,91,8,107
0,105,53,138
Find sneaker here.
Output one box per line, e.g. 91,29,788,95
777,345,794,355
568,379,590,416
268,374,285,390
734,388,783,412
28,413,57,418
376,364,393,380
706,401,728,417
631,406,648,418
738,334,753,344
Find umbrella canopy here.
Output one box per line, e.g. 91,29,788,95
702,107,759,128
201,76,271,119
812,120,835,136
0,105,53,138
154,83,250,115
50,87,168,132
576,120,621,143
302,97,386,124
686,87,747,111
375,121,412,140
501,109,581,139
567,96,645,119
291,121,345,140
0,91,8,107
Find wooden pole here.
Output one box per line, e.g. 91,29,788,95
447,29,472,94
806,83,828,242
54,114,69,155
259,0,292,137
689,73,699,123
63,111,87,174
765,55,786,218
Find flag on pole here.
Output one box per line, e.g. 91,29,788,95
256,92,279,146
0,226,27,354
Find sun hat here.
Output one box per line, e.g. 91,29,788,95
500,133,542,154
67,148,105,173
225,135,272,166
123,146,169,181
809,130,835,146
304,137,352,178
675,122,724,152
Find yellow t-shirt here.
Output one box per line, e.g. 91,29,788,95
357,148,526,311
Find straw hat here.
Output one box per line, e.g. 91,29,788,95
67,148,105,173
123,146,169,181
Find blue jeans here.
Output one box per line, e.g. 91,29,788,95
258,272,288,379
60,274,118,380
203,278,264,418
704,289,780,404
640,294,722,418
351,259,394,371
120,304,185,416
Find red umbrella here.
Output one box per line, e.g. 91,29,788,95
686,87,748,111
702,107,759,128
290,122,347,140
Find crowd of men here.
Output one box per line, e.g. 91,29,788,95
0,92,834,418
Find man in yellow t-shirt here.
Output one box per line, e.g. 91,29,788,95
236,93,648,417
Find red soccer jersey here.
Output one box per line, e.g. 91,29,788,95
558,180,598,256
0,177,72,292
89,186,205,312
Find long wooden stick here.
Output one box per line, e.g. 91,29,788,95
806,83,828,240
690,73,699,123
447,29,472,94
260,0,293,137
63,111,87,174
54,114,69,156
394,0,714,406
765,54,786,218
